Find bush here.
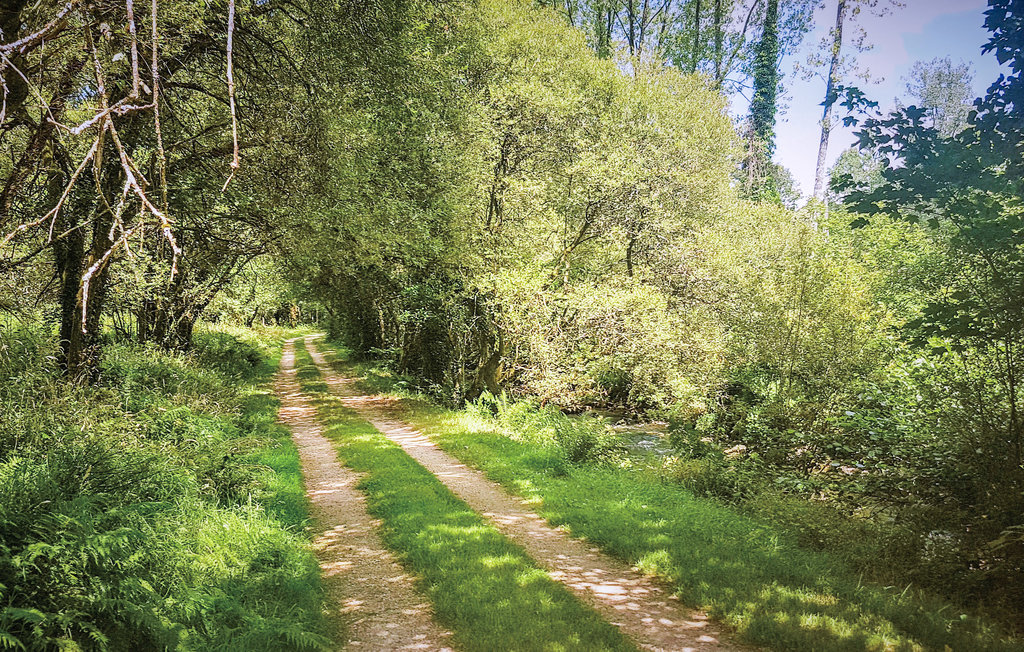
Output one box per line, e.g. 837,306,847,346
193,329,273,380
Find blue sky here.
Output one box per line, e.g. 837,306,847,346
765,0,1006,197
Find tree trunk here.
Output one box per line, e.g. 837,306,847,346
626,234,636,277
595,2,614,59
713,0,723,83
52,144,117,381
0,58,85,221
812,0,847,199
137,298,156,342
470,326,504,399
56,217,113,380
627,0,637,56
690,0,702,73
54,192,87,377
746,0,780,197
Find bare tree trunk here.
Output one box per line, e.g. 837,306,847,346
594,0,613,58
604,7,614,58
637,0,651,58
627,0,637,56
812,0,847,199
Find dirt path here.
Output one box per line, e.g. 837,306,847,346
276,338,453,651
304,335,738,652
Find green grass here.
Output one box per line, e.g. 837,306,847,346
0,323,330,651
291,339,636,652
317,341,1021,652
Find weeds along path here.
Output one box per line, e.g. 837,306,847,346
276,338,454,651
304,335,738,652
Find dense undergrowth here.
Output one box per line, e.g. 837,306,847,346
0,324,329,651
326,342,1021,651
292,339,634,651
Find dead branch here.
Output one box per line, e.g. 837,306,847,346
0,1,79,55
0,137,99,248
125,0,140,97
0,56,85,218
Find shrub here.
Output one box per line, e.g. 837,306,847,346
467,394,621,465
193,329,272,380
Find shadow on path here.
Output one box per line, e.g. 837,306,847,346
276,339,453,651
305,335,739,652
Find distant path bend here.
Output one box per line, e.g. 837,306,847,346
276,338,453,651
304,335,739,652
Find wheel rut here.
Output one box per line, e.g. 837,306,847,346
275,338,453,651
303,335,739,652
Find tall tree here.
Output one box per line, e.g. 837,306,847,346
745,0,780,194
544,1,812,95
810,0,898,199
812,0,848,199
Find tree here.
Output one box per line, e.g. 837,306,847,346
810,0,899,199
828,146,883,201
844,0,1024,479
745,0,780,195
0,0,313,375
543,1,813,94
903,57,975,137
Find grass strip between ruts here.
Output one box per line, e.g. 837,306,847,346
291,339,635,652
315,342,1021,652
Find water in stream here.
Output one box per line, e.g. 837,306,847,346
582,409,676,458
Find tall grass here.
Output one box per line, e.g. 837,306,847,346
0,324,329,651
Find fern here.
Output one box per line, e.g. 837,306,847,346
0,631,24,651
0,327,331,651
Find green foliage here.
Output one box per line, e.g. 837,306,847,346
833,1,1024,611
288,0,748,410
469,392,621,465
0,325,328,651
4,0,1015,638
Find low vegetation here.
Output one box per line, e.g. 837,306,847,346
0,325,328,651
325,343,1020,651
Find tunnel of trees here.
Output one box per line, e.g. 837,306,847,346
1,0,1022,648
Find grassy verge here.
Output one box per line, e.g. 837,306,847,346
291,339,636,652
0,323,329,651
318,342,1020,652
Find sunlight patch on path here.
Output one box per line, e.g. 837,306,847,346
276,339,453,651
305,335,740,652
